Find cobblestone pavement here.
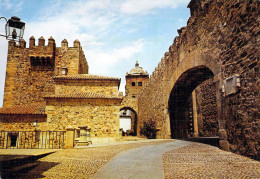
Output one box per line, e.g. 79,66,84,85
22,139,172,178
163,143,260,179
2,140,259,178
93,140,191,179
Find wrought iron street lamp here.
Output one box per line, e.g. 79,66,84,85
0,16,25,41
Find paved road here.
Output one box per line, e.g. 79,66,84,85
93,140,191,179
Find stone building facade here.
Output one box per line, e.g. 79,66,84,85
0,37,122,146
120,61,149,135
138,0,259,160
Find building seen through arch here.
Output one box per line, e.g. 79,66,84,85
120,61,149,136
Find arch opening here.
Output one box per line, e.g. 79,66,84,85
168,65,219,139
119,107,137,136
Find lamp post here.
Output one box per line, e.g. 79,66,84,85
33,121,37,131
0,16,25,41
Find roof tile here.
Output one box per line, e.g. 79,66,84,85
0,102,46,115
44,92,123,99
53,74,120,81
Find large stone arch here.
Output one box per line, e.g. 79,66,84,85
168,65,216,138
165,53,221,104
163,52,224,142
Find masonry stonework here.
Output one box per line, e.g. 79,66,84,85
138,0,259,160
3,37,88,107
195,78,218,137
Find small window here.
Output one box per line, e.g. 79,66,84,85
138,82,142,86
132,95,136,98
131,82,135,86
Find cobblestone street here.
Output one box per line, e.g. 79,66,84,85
1,140,259,178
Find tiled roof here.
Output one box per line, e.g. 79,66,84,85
0,102,46,115
44,92,123,99
53,74,121,81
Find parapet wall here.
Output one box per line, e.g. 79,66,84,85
138,0,259,160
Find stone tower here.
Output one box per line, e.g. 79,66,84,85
120,61,149,135
3,37,88,107
125,61,149,98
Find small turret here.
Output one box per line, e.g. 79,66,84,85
8,40,16,47
29,36,35,48
74,39,80,48
38,36,45,46
19,39,26,48
61,39,68,48
48,36,55,47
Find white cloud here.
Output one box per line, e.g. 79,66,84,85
87,39,144,74
120,0,190,15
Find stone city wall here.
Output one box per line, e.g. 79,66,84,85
138,0,259,159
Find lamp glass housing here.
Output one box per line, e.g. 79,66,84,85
5,16,25,41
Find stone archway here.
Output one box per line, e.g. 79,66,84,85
168,65,217,139
138,51,228,149
120,107,138,136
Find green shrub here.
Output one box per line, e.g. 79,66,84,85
140,119,157,139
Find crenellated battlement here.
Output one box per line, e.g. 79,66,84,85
9,36,82,49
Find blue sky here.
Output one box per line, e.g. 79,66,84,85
0,0,190,107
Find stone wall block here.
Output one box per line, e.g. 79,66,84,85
61,39,68,48
29,36,35,48
48,36,55,48
219,140,229,151
38,36,45,46
8,40,16,47
74,39,80,48
19,39,26,48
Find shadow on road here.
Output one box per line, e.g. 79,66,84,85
0,152,58,179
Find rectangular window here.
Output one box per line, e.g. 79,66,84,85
138,82,142,86
132,82,135,86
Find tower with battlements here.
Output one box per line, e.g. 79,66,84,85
3,37,88,107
